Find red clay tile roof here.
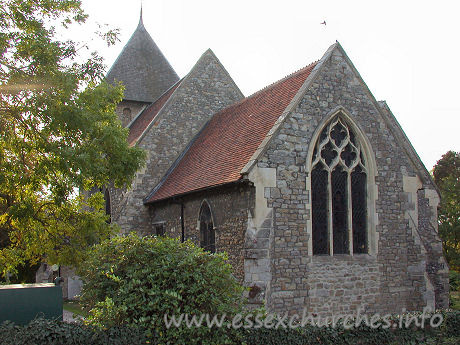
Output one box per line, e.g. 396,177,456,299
146,62,317,203
128,80,182,145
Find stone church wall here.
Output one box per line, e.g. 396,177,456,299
147,183,254,282
252,47,447,316
115,100,149,127
102,43,447,317
416,188,449,309
110,51,243,235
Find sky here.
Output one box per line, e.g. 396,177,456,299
77,0,459,171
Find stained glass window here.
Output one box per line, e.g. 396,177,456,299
311,116,368,255
312,164,328,254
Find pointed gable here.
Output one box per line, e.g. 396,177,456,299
127,80,182,146
106,16,179,103
127,49,243,147
145,62,317,203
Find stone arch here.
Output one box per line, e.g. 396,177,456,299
305,107,378,256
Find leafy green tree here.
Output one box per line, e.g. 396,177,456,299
0,0,145,279
78,234,245,344
433,151,460,271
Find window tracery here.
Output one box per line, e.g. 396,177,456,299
311,116,367,255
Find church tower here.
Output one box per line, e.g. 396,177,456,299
106,10,179,126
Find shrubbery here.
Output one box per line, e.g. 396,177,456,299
23,233,454,345
1,312,459,345
449,270,460,292
0,318,147,345
78,233,244,344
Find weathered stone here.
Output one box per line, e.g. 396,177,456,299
102,36,448,318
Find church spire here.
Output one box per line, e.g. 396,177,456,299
105,4,179,103
139,2,143,26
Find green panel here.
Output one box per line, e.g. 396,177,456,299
0,283,63,325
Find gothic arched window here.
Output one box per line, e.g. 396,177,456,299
199,202,215,253
311,116,368,255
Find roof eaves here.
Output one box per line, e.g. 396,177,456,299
145,180,245,205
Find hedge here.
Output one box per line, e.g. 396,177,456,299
0,318,148,345
240,311,460,345
1,311,459,345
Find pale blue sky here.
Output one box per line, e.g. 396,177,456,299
78,0,460,171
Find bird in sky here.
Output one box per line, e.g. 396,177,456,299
320,20,326,25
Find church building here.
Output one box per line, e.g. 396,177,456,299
103,14,449,316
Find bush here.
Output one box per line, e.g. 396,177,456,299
240,315,460,345
441,310,460,337
0,318,147,345
449,270,460,292
2,312,459,345
78,233,244,344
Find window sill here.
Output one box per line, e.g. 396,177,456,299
310,253,376,263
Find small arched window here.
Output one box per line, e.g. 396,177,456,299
199,202,215,253
123,107,132,120
311,116,367,255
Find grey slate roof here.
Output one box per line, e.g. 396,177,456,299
106,16,179,103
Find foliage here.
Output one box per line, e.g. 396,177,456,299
433,151,460,271
0,0,145,278
78,234,245,344
449,270,460,292
1,312,460,345
0,318,148,345
450,292,460,311
449,270,460,310
0,261,40,284
240,311,460,345
442,310,460,337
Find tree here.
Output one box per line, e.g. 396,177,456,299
433,151,460,271
0,0,145,279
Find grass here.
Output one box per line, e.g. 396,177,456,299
63,300,87,317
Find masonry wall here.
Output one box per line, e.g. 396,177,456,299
115,100,149,127
147,183,254,282
417,189,449,309
250,47,448,316
110,51,243,235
